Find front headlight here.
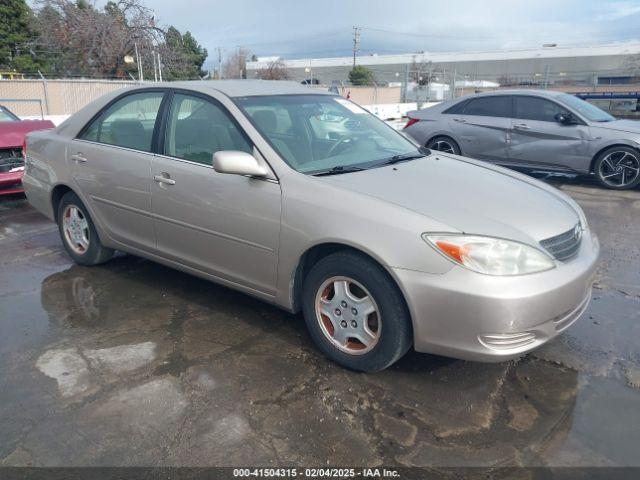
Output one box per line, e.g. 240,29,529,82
423,234,556,276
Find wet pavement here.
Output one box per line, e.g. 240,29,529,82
0,178,639,468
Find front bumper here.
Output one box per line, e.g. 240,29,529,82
0,171,24,195
393,231,599,362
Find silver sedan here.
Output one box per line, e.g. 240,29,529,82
23,81,598,371
404,89,640,189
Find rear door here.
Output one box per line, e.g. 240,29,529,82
448,95,511,161
508,95,591,170
150,91,281,296
71,90,166,251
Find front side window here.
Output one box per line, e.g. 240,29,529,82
235,95,423,174
80,91,164,152
463,96,510,117
557,93,615,122
164,93,252,165
513,96,569,122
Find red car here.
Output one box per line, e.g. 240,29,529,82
0,105,55,195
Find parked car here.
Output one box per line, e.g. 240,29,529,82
0,105,54,195
403,90,640,190
23,81,598,371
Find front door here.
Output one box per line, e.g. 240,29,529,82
150,92,281,296
508,95,591,171
449,95,511,161
70,90,165,251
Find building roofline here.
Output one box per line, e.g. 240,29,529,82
247,42,640,70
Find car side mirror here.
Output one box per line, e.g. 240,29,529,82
213,151,268,177
555,112,574,125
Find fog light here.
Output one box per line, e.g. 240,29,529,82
478,332,536,351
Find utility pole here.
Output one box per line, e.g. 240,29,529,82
352,26,360,68
216,47,223,79
157,52,163,82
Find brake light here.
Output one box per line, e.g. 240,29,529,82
404,117,420,129
22,138,26,159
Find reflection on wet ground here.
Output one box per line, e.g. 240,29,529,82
0,180,639,467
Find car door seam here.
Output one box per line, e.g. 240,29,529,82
90,194,274,253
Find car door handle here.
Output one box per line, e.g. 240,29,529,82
71,153,87,163
453,117,467,123
513,123,530,130
153,174,176,185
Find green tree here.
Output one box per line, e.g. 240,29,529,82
0,0,39,72
161,26,208,80
348,65,375,86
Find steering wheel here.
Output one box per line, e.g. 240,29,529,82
327,136,357,157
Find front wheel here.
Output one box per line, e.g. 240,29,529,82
593,146,640,190
302,251,412,372
57,191,114,266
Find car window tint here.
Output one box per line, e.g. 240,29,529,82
443,100,468,114
463,96,510,117
80,92,163,151
514,96,568,122
164,93,252,165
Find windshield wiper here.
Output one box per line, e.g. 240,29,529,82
376,151,427,166
312,165,367,176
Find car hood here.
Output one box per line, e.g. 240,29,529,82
321,154,580,246
0,120,55,149
590,119,640,135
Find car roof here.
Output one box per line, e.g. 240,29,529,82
459,89,566,100
142,80,332,98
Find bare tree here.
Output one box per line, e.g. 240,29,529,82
33,0,162,77
255,59,289,80
32,0,206,79
222,47,250,79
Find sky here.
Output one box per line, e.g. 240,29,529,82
79,0,640,69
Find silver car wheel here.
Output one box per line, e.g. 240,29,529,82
430,139,456,154
598,150,640,187
314,276,381,355
62,205,90,254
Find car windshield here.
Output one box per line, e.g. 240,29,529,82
234,94,425,174
557,93,615,122
0,106,19,122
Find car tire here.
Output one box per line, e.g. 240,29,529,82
427,136,461,155
302,250,412,372
593,146,640,190
57,191,114,266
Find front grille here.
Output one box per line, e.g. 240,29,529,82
540,224,582,261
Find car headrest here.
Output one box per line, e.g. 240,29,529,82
251,110,277,134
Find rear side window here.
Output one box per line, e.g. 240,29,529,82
463,96,511,117
79,92,164,152
164,93,252,165
514,96,569,122
443,100,468,114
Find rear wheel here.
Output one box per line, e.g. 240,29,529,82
57,191,114,266
302,251,412,372
593,146,640,190
427,136,460,155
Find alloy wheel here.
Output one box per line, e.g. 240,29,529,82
430,139,456,154
598,150,640,188
62,205,90,254
314,276,381,355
